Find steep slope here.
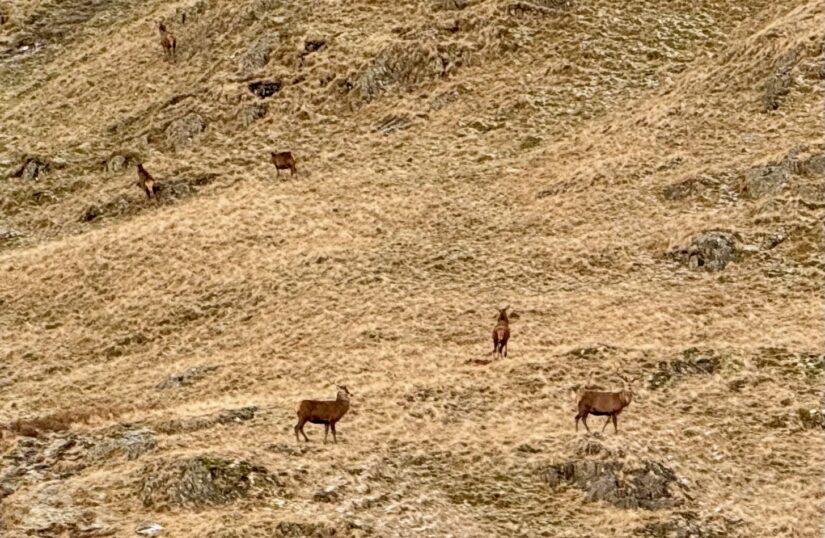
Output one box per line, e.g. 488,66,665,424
0,0,822,537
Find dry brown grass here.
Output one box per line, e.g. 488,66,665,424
0,0,822,536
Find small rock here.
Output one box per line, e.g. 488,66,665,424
0,226,21,241
239,103,268,126
248,80,282,99
165,113,206,149
81,205,103,222
106,155,128,173
158,365,218,389
670,231,739,271
313,485,340,503
742,163,789,199
136,522,164,535
217,406,257,424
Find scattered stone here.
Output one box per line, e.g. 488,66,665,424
375,114,411,134
303,38,326,55
762,50,797,112
313,485,341,503
742,163,789,199
158,365,218,389
670,230,739,271
81,205,103,222
136,522,164,536
248,80,282,99
544,459,683,510
239,103,268,126
138,456,282,508
165,113,206,149
356,38,469,101
241,37,277,72
267,443,312,456
217,406,257,424
797,408,825,430
637,511,735,538
92,426,157,461
0,226,21,241
106,155,128,173
649,349,720,389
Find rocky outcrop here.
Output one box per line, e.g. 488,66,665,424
137,455,281,508
544,458,684,510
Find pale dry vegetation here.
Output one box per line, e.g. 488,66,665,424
0,0,822,536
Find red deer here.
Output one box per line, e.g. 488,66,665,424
157,20,176,61
295,385,351,443
574,373,638,434
136,164,160,199
271,151,297,178
491,305,510,358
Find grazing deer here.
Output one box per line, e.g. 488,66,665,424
136,164,160,199
492,305,510,358
271,151,297,178
574,373,638,434
295,385,351,443
158,20,176,61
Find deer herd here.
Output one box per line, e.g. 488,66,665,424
291,306,638,444
132,21,297,200
137,21,637,444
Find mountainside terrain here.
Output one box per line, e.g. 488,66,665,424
0,0,823,536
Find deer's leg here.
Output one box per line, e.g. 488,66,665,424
276,167,280,179
503,341,508,358
575,413,580,432
601,416,611,432
581,413,591,433
295,418,308,443
612,415,618,434
330,422,337,443
324,423,329,444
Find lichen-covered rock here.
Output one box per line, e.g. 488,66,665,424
138,456,282,508
670,231,739,271
742,163,789,199
239,103,268,126
158,365,218,389
544,459,683,510
165,113,206,149
762,50,797,112
356,38,469,101
649,348,720,389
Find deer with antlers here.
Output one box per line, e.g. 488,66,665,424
294,384,352,443
574,373,639,434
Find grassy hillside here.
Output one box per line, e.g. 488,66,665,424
0,0,822,536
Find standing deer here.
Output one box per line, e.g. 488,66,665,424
492,305,510,358
136,164,160,199
295,385,351,443
574,373,638,434
271,151,297,178
158,20,176,61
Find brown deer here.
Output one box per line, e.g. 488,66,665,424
492,306,510,358
158,20,176,61
574,373,638,434
136,164,160,199
295,385,351,443
271,151,297,178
